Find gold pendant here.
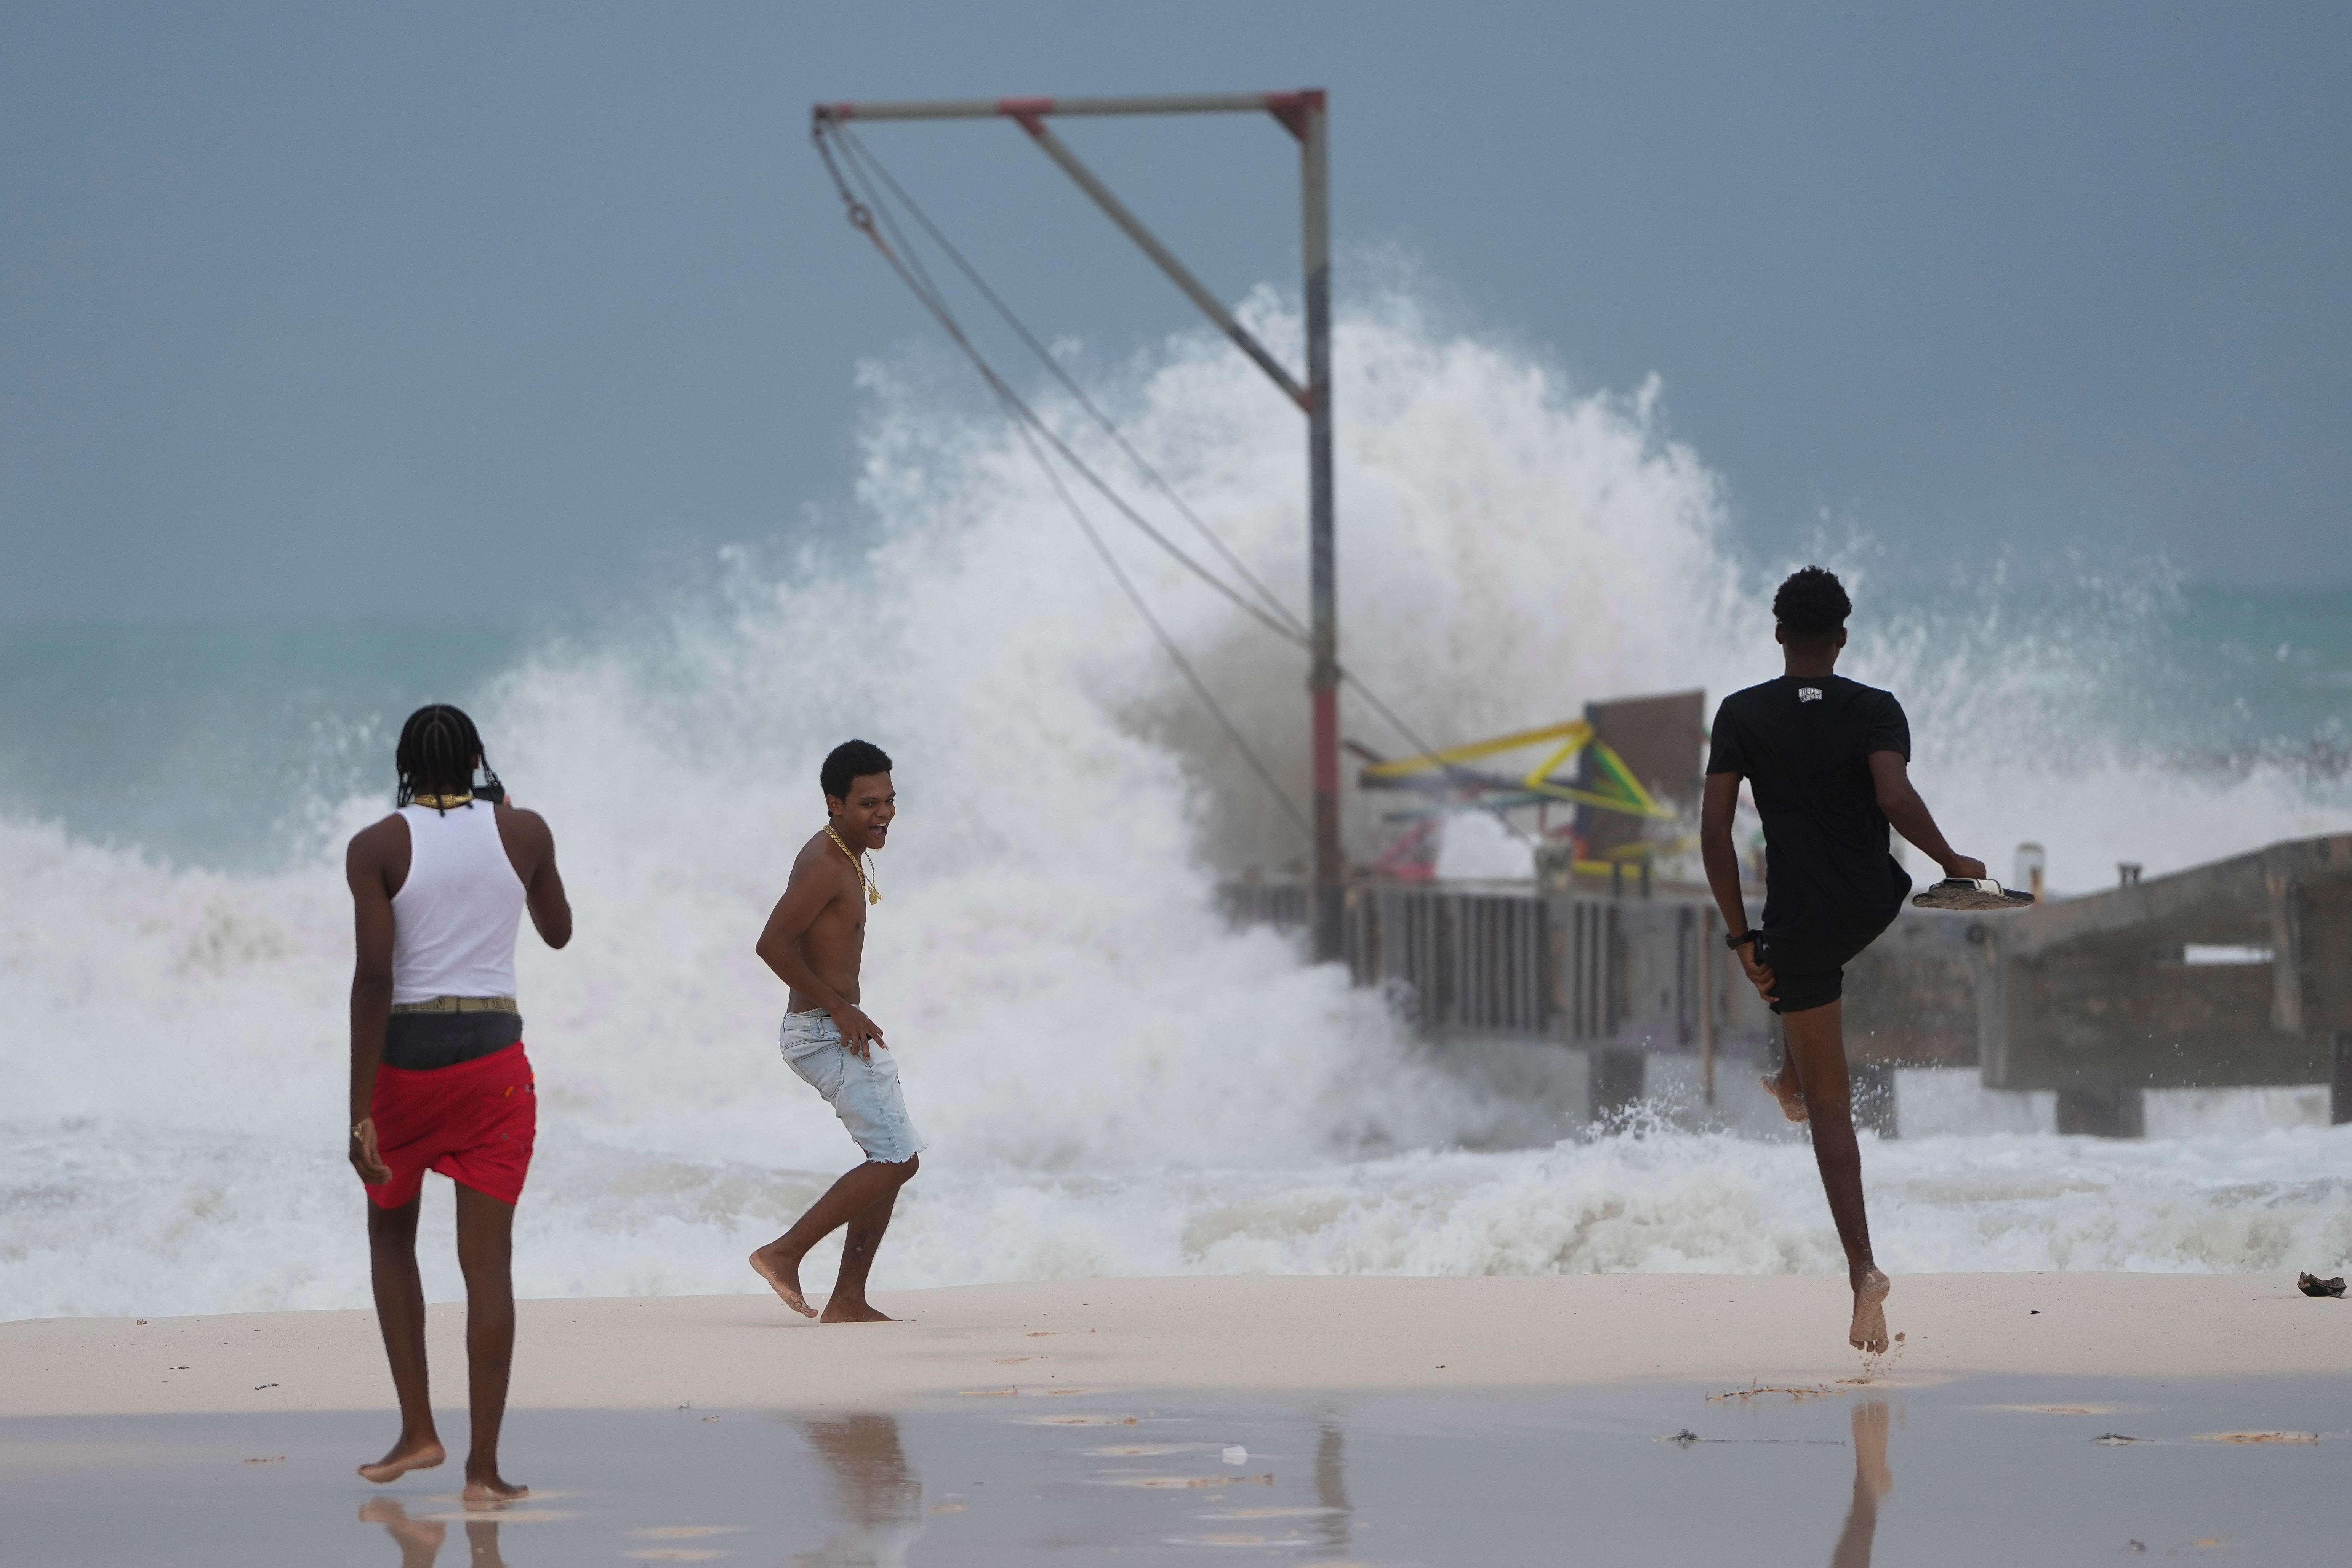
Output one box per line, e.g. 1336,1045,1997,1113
868,889,882,906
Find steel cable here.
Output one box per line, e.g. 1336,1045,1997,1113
815,122,1313,841
836,123,1310,644
812,121,1532,849
817,125,1308,653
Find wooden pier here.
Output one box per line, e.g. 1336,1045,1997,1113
1222,831,2352,1136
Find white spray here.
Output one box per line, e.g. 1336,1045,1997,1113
2,290,2346,1318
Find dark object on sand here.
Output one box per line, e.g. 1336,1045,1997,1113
1913,877,2035,911
2297,1272,2346,1298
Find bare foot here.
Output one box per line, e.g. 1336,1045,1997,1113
819,1296,900,1323
461,1471,528,1504
750,1243,818,1318
359,1435,446,1484
1849,1267,1892,1355
1763,1071,1809,1123
358,1499,445,1568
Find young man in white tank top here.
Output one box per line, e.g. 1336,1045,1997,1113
344,705,572,1500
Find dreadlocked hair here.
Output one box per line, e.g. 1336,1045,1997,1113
395,704,488,812
1772,565,1852,650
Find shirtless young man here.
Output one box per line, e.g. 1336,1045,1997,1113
346,705,571,1499
748,739,924,1323
1699,567,1986,1354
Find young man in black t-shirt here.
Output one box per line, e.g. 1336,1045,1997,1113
1699,567,1986,1354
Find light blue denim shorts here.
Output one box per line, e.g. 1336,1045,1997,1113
780,1010,926,1164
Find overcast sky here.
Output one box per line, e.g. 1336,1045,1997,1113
4,1,2346,623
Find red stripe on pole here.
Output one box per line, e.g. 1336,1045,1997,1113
1265,90,1324,141
1312,685,1340,797
998,96,1055,131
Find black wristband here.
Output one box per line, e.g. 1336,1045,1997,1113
1724,929,1761,951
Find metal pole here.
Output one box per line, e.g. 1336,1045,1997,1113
1014,120,1309,409
1302,92,1341,963
815,88,1342,953
820,92,1312,123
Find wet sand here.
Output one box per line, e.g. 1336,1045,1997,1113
5,1375,2346,1565
6,1275,2347,1564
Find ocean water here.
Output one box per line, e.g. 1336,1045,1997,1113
5,291,2350,1320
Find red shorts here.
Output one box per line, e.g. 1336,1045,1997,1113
365,1043,537,1209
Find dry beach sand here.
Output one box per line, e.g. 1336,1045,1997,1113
6,1271,2346,1417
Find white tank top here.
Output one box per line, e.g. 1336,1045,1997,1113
391,802,527,1004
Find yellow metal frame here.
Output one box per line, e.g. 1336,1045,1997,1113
1361,719,1675,821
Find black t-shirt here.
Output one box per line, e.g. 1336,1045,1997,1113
1706,674,1913,939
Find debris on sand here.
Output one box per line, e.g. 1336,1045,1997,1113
2296,1272,2345,1299
1709,1380,1840,1402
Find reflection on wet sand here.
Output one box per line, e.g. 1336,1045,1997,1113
1182,1410,1354,1549
1314,1416,1351,1554
794,1413,925,1568
460,1516,508,1568
1830,1401,1893,1568
360,1499,508,1568
17,1375,2346,1565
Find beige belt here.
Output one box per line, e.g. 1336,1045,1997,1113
390,995,518,1015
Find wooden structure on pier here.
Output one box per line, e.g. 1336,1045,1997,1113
1978,831,2352,1134
1352,690,1707,880
1223,831,2352,1136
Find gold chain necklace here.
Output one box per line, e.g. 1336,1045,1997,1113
824,825,882,905
411,792,474,809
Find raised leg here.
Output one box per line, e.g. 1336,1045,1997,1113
1763,1054,1809,1123
1780,1000,1891,1352
453,1184,526,1501
751,1155,920,1320
361,1197,446,1483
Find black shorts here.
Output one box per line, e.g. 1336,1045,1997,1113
1754,923,1891,1016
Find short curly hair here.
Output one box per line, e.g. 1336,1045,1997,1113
821,738,894,802
1772,566,1851,648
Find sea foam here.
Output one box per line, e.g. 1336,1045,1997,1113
4,289,2349,1320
